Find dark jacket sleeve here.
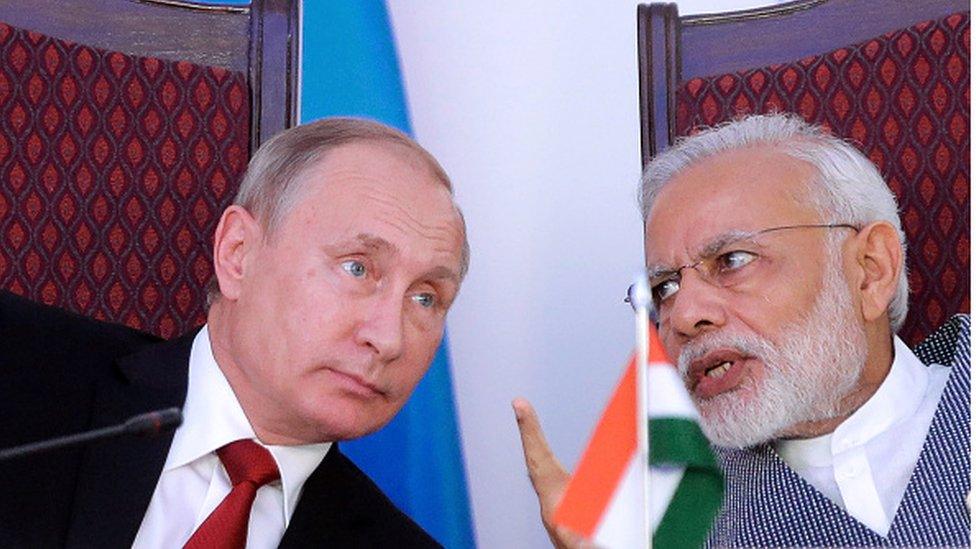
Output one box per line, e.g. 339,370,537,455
0,290,160,546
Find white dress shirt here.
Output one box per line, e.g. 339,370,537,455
132,326,332,549
775,336,951,536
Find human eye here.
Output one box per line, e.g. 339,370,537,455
340,259,368,279
410,292,437,309
715,250,758,272
651,277,680,304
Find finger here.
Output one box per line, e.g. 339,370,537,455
550,524,589,549
513,399,586,549
512,398,569,497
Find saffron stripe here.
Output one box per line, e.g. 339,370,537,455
553,356,638,536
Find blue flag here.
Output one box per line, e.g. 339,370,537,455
300,3,476,548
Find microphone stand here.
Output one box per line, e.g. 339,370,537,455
0,408,183,461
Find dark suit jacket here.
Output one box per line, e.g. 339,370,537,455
0,291,439,548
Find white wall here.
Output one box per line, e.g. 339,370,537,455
389,2,780,546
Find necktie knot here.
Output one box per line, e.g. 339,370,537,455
217,439,280,487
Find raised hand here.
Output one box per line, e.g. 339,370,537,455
512,398,591,549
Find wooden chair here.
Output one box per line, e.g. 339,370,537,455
637,0,970,344
0,0,299,338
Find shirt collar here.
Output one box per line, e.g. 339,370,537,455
776,336,929,466
164,326,332,526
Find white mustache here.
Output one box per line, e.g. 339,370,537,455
677,331,770,377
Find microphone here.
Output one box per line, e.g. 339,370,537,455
0,408,183,461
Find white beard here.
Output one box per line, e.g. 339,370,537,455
677,254,868,449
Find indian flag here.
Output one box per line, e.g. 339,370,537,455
552,326,723,548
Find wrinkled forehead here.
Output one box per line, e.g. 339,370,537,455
643,148,822,265
297,142,468,275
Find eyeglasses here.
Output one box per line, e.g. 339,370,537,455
625,223,859,320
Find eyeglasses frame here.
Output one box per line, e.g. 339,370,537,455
625,223,861,319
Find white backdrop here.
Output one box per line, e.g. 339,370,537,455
389,2,780,546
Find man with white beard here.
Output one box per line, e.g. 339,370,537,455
513,113,970,547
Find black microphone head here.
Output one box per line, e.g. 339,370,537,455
123,408,183,437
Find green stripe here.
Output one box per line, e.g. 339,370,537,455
652,466,724,549
648,417,724,549
648,417,718,469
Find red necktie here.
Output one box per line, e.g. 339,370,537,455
183,440,280,549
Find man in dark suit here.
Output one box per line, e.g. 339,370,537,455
0,117,468,548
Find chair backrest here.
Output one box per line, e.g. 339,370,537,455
0,0,299,338
638,0,970,345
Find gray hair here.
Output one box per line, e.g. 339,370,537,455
209,117,469,303
639,113,908,332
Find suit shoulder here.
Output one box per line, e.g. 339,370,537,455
913,314,970,370
323,448,441,547
0,290,160,361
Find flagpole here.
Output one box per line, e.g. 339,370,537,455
632,272,652,549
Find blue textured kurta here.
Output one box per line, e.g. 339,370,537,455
708,315,971,548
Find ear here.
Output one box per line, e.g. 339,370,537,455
212,205,263,301
849,221,903,323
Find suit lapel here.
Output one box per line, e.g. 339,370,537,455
280,444,372,547
64,332,196,548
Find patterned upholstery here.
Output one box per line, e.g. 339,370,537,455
674,13,970,346
0,22,251,339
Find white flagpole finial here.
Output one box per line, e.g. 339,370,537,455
631,271,652,312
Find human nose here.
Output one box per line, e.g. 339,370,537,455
355,290,405,362
664,267,727,340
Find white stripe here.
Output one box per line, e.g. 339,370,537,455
592,454,687,548
647,364,699,420
649,464,686,532
592,454,647,549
